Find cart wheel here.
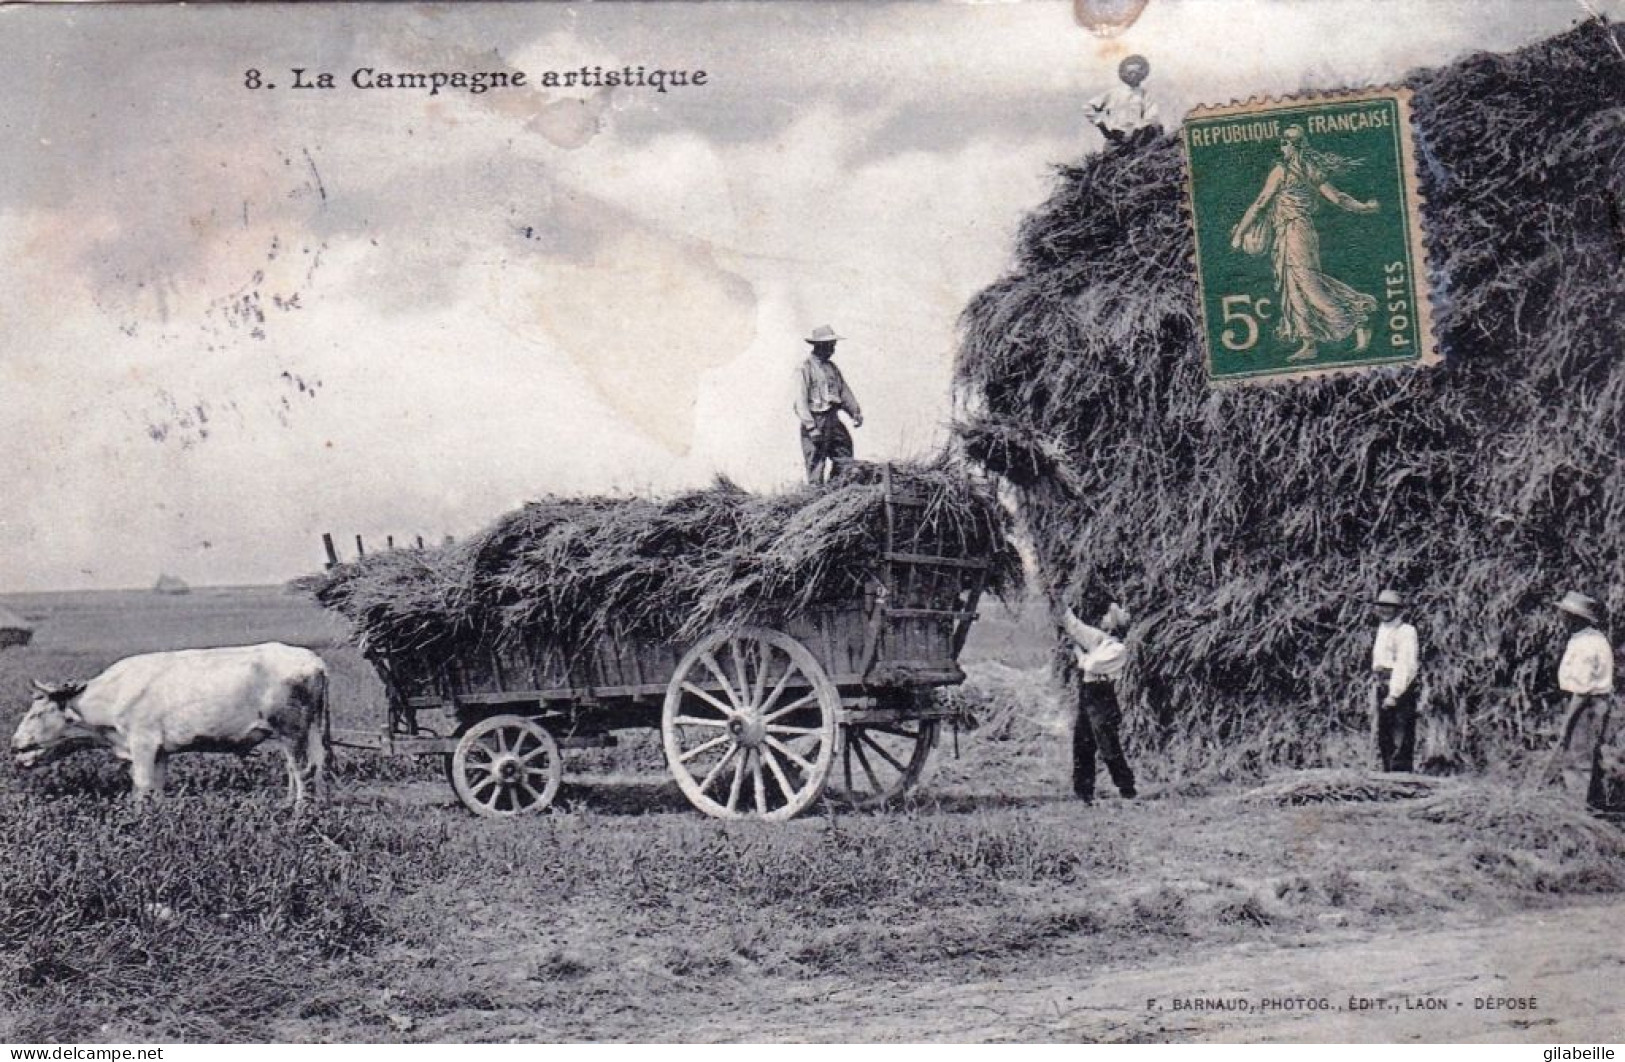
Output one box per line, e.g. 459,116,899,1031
662,627,839,821
450,715,562,818
826,718,939,809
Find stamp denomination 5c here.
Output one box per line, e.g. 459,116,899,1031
1183,89,1437,384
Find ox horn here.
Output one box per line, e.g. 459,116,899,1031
30,679,51,695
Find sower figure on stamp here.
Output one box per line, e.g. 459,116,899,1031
1547,591,1613,807
1084,55,1162,151
793,325,863,485
1060,601,1137,804
1369,588,1420,773
1229,125,1379,364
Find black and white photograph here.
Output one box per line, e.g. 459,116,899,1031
1,0,1622,1045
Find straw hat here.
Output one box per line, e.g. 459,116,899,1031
805,325,844,344
1373,588,1405,607
1555,590,1602,625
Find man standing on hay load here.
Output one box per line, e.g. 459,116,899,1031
1370,588,1421,773
794,324,863,485
1061,601,1137,804
1549,590,1613,807
1084,54,1162,150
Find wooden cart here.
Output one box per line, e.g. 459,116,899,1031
333,467,990,821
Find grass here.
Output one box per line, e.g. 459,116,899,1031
0,587,1621,1042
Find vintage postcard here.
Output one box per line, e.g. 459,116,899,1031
1,0,1622,1048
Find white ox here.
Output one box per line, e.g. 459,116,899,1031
11,643,329,804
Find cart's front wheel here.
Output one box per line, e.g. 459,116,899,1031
450,715,562,818
826,718,938,809
662,627,839,821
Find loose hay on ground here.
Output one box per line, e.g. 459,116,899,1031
1242,769,1442,806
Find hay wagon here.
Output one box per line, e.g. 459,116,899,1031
334,467,990,821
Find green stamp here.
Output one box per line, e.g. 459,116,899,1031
1183,89,1437,384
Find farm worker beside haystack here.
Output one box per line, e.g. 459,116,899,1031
1084,54,1162,150
1060,601,1137,803
794,324,863,485
1549,590,1613,807
1370,588,1421,773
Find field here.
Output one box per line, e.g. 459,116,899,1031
1,587,1622,1042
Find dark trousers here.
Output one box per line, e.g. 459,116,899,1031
1074,681,1136,799
800,410,853,484
1374,678,1418,773
1554,694,1612,807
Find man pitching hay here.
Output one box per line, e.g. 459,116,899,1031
1370,589,1421,773
1061,601,1137,803
793,325,863,485
1550,590,1613,806
1084,54,1162,150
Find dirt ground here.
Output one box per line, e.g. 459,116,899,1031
606,901,1623,1043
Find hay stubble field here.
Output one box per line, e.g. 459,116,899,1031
0,586,1621,1043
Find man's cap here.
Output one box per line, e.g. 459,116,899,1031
805,325,844,344
1374,588,1405,607
1555,590,1603,625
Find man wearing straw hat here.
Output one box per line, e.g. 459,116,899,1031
793,325,863,485
1549,590,1613,806
1061,600,1137,803
1084,54,1163,150
1370,588,1420,773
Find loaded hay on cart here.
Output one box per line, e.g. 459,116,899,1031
301,460,1019,821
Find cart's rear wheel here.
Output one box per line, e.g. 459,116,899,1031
826,718,938,809
450,715,562,818
662,627,839,821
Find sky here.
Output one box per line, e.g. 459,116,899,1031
0,0,1607,590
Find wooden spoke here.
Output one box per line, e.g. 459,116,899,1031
850,735,884,792
752,752,768,814
673,713,729,728
765,723,823,736
729,639,752,710
697,744,739,795
758,657,798,715
764,735,815,775
725,755,746,812
859,731,910,774
680,682,735,717
699,652,743,710
762,693,818,723
751,643,773,706
760,744,797,801
679,734,731,764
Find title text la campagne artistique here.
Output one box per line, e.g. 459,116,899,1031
243,66,708,96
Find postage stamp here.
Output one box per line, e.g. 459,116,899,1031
1183,89,1437,384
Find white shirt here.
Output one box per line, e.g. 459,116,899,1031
1061,610,1127,681
1370,619,1419,700
1559,628,1614,695
1085,85,1161,136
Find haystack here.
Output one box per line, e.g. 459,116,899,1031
954,23,1625,768
301,461,1019,664
153,574,191,595
0,605,32,649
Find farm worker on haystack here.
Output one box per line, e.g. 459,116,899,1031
1084,54,1162,150
1370,588,1421,772
794,324,863,485
1061,601,1137,803
1548,590,1613,807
